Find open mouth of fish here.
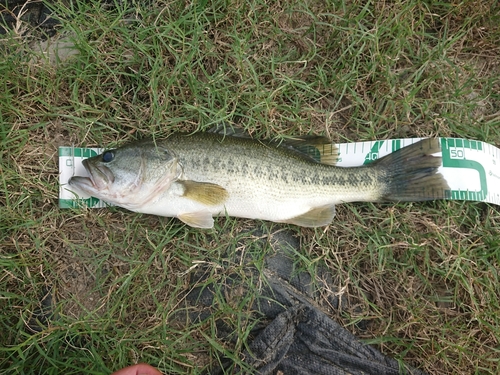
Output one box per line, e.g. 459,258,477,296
69,159,115,192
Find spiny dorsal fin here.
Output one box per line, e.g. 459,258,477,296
281,136,338,166
208,123,251,138
179,180,228,206
208,127,339,165
281,204,336,227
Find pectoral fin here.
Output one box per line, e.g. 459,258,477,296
282,204,336,227
178,211,214,228
179,180,228,206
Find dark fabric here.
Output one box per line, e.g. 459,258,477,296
233,285,425,375
0,0,148,35
182,230,427,375
0,0,60,35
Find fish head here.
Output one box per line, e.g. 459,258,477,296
68,139,180,209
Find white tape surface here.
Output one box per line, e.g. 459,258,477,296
59,138,500,208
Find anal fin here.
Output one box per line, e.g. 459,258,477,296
282,204,336,227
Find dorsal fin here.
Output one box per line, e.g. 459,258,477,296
281,136,338,166
208,123,250,138
209,127,339,165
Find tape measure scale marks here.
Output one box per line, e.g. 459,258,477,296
363,140,384,165
440,138,486,202
336,137,500,206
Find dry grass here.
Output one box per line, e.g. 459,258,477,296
1,0,500,374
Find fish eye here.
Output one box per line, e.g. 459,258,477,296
102,150,115,163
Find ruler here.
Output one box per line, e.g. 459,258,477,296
59,146,107,208
59,137,500,208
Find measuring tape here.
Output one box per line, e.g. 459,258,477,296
59,137,500,208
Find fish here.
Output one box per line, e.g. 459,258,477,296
68,132,450,228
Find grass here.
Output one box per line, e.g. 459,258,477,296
1,0,499,373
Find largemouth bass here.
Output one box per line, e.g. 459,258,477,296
68,133,450,228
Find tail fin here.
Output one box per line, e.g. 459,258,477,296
372,138,450,201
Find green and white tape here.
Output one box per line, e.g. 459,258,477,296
59,146,107,208
59,137,500,208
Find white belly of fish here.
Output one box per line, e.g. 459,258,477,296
133,175,367,228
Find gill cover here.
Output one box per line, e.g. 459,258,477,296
70,139,181,209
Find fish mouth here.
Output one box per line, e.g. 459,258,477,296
68,159,115,194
